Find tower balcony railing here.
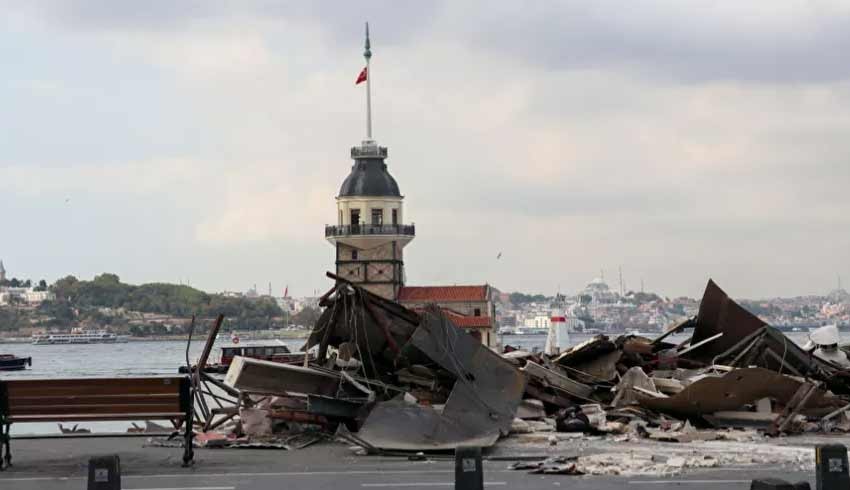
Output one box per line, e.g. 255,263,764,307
325,224,415,238
351,144,388,159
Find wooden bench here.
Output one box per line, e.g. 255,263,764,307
0,376,194,470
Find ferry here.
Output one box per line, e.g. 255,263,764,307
31,329,127,345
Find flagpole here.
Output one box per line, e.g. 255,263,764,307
364,22,372,140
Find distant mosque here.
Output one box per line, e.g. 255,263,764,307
322,24,497,347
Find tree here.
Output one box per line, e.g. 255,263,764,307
51,276,80,301
34,279,48,292
292,306,321,327
509,292,548,304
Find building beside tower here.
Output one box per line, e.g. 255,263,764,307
324,24,497,348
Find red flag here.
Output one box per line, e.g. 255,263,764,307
355,66,367,85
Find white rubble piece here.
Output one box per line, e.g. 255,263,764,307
240,407,273,437
573,440,813,476
613,366,660,407
807,325,850,367
815,345,850,368
809,324,840,346
516,399,546,420
580,404,607,431
510,418,533,434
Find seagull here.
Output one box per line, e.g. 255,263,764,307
496,252,502,260
64,198,70,204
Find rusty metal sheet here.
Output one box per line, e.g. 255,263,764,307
639,367,842,418
684,280,766,361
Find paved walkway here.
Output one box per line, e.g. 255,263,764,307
0,437,818,490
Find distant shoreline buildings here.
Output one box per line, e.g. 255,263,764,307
0,260,56,306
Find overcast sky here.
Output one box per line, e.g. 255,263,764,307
1,1,848,299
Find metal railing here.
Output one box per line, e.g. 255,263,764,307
325,224,415,237
350,145,388,158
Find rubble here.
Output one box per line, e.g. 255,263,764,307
183,276,850,479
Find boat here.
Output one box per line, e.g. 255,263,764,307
180,341,314,374
31,329,126,345
0,354,32,371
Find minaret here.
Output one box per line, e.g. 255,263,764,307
325,23,415,300
0,260,6,283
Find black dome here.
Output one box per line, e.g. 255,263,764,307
338,157,401,197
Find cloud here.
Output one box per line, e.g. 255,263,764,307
0,2,848,298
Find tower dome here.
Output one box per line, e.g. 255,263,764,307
338,147,401,197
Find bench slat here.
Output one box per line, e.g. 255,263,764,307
9,404,181,416
7,384,183,398
7,412,187,423
9,394,178,406
3,377,184,388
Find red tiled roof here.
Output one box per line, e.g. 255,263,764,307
398,285,488,302
411,307,493,329
449,315,493,328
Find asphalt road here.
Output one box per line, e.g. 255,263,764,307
0,437,818,490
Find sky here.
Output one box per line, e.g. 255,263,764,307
1,1,848,300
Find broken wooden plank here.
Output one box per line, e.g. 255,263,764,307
677,332,723,356
633,386,668,398
522,361,593,399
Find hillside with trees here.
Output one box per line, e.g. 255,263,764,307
0,273,284,335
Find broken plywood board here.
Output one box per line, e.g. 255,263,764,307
639,367,843,418
522,361,594,399
224,356,369,399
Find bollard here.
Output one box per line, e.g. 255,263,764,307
88,455,121,490
750,478,810,490
455,446,483,490
816,444,850,490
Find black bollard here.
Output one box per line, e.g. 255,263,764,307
88,455,121,490
816,444,850,490
751,478,810,490
455,446,483,490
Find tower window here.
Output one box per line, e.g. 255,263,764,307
474,308,481,317
351,250,358,260
339,210,343,225
392,209,398,225
350,209,360,226
371,208,383,225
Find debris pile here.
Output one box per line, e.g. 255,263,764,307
502,279,850,442
183,276,850,476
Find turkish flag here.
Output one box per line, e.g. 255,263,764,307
355,66,367,85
